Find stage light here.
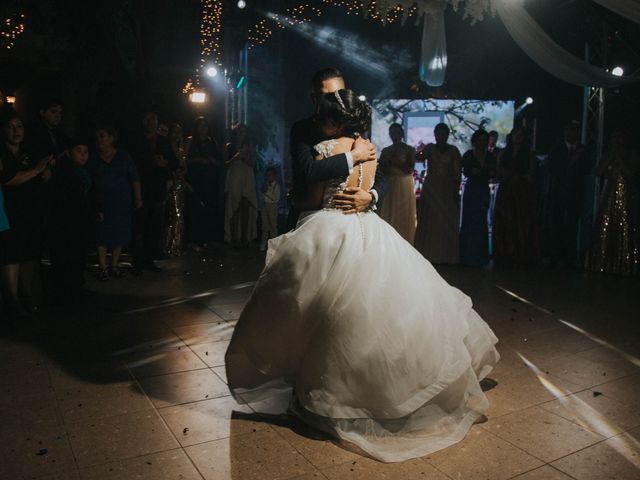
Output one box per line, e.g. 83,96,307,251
526,97,534,105
612,66,624,77
358,95,367,101
237,0,246,9
236,75,246,89
189,91,207,103
206,66,218,77
6,95,16,104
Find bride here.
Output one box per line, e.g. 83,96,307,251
225,89,499,463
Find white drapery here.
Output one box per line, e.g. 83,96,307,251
420,7,448,86
494,0,640,88
593,0,640,25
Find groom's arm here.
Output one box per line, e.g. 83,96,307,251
370,168,387,206
290,122,351,187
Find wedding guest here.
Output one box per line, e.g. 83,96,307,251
460,129,496,267
585,128,639,276
492,127,539,267
28,97,68,159
224,123,257,248
0,108,52,317
89,126,142,281
48,137,94,301
378,124,417,243
130,110,169,272
548,121,590,267
184,117,221,250
259,167,281,251
488,130,501,156
162,123,187,256
415,123,462,263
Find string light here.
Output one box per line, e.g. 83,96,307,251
1,13,26,50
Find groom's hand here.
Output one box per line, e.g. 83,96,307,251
333,187,373,215
352,138,377,164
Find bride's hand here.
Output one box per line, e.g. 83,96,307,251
333,187,373,215
352,137,377,164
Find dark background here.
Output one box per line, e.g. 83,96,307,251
1,0,638,151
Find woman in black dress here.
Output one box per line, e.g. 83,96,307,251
0,108,52,317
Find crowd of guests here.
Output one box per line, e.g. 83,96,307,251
379,121,639,276
0,99,277,318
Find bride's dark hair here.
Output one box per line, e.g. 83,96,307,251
316,89,371,136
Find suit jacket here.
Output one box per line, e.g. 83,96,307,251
289,116,387,203
548,141,591,211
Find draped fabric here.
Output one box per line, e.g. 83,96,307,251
420,8,448,87
494,0,640,88
593,0,640,25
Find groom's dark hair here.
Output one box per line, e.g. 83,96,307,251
312,68,343,93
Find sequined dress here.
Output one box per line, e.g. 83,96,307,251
585,160,639,276
225,139,499,462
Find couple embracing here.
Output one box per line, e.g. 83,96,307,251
224,68,500,462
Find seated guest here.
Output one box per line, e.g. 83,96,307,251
48,137,95,301
0,107,52,317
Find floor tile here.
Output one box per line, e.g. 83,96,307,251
79,449,203,480
426,427,543,480
540,389,640,437
592,374,640,409
322,457,448,480
153,302,225,327
56,381,153,421
509,465,575,480
67,410,179,467
208,303,246,321
537,354,637,389
160,396,267,446
270,417,361,469
171,322,235,346
185,429,317,480
190,340,230,368
0,420,77,479
552,427,640,479
482,406,604,462
140,369,229,408
212,366,228,384
124,347,208,379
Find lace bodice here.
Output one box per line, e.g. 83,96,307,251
315,139,351,210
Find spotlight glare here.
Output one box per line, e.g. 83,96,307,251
237,0,246,9
189,92,207,104
6,95,16,104
612,66,624,77
206,66,218,78
358,95,367,101
526,97,534,105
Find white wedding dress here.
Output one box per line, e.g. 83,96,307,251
225,139,500,463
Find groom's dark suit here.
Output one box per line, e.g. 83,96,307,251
287,116,387,230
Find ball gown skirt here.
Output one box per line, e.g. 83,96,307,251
225,208,499,462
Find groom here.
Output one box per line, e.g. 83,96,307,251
287,68,387,230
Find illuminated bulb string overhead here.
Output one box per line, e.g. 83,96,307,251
184,0,223,94
1,13,26,50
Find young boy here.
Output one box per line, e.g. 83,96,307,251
48,137,95,301
260,167,281,251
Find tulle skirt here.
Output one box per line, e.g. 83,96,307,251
225,209,499,462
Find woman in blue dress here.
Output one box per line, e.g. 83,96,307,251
460,129,496,267
88,126,142,281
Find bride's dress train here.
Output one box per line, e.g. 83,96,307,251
225,140,499,463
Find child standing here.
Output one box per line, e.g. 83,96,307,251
260,167,280,251
48,137,94,301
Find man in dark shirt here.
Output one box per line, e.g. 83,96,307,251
130,110,170,272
